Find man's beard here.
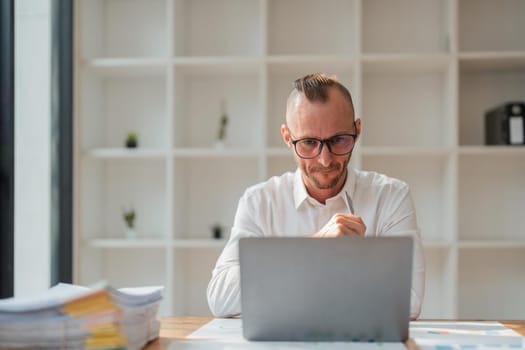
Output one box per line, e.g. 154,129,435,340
301,155,350,190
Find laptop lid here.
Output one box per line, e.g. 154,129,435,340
239,236,413,342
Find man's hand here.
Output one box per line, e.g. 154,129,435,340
311,213,366,238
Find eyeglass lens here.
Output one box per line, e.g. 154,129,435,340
295,135,355,158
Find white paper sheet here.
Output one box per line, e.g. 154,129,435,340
0,283,164,350
169,318,407,350
171,341,406,350
410,321,525,350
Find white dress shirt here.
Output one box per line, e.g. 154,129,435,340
207,168,425,319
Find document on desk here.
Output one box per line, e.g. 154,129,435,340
410,321,525,350
169,318,407,349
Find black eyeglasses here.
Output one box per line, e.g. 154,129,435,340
287,127,357,159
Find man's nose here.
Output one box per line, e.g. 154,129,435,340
317,143,333,167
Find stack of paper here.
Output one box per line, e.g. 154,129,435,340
410,321,525,350
0,283,163,350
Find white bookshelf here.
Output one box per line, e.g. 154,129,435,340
74,0,525,318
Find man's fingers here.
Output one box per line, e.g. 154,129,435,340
349,216,366,235
334,213,366,236
315,213,366,237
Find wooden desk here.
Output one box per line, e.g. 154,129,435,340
144,316,213,349
145,317,525,350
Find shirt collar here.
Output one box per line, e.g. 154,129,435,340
293,167,357,210
293,168,309,209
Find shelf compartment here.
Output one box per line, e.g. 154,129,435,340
459,52,525,72
458,155,525,241
82,58,168,77
459,146,525,157
173,158,259,240
172,249,222,315
172,148,261,159
172,239,227,249
423,241,454,249
361,54,450,73
173,0,261,57
420,247,455,318
459,63,525,146
458,240,525,249
79,0,167,58
266,155,297,179
80,72,167,149
458,249,525,319
85,238,228,249
267,0,357,55
173,66,261,149
266,55,354,64
361,146,451,157
266,60,355,148
173,57,262,74
86,238,169,248
84,148,168,159
362,154,454,244
459,0,525,52
265,147,290,157
362,0,451,54
80,159,167,240
362,67,452,147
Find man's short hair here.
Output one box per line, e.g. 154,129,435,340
292,73,354,111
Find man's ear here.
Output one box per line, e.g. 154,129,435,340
355,118,362,141
281,124,292,148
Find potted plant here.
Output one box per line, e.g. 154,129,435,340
211,223,223,240
125,132,138,148
215,101,228,149
123,207,136,239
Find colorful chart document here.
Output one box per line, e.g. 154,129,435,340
410,321,524,350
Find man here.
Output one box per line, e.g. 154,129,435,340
207,73,425,319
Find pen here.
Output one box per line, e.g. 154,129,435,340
345,191,355,215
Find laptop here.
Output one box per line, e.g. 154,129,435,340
239,236,413,342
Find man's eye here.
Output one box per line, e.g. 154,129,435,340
302,139,318,146
330,136,346,144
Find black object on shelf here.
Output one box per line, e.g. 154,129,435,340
485,102,525,145
212,224,222,240
125,132,138,148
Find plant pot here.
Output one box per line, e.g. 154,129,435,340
214,140,225,149
126,140,138,148
126,228,137,239
212,227,222,239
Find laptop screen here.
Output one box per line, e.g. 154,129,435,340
239,236,413,342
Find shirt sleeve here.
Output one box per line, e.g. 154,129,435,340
379,183,425,320
207,190,263,317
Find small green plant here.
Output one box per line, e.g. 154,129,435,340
217,115,228,141
125,132,138,148
123,208,136,229
217,100,228,141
